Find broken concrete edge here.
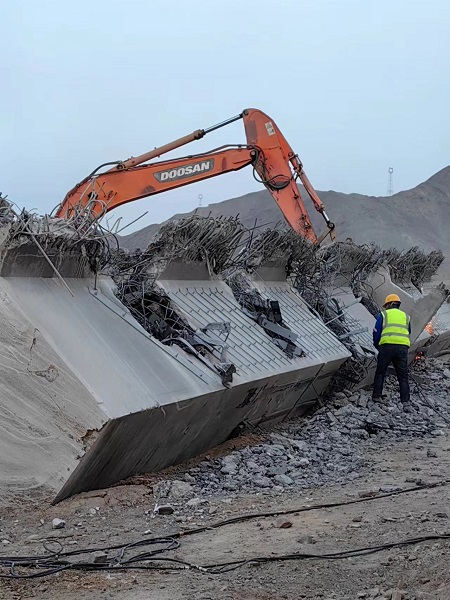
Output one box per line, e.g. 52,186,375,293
418,330,450,358
0,203,111,278
319,241,444,289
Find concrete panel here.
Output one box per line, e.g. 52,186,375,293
315,286,378,391
327,287,376,353
159,277,349,373
0,239,99,278
4,272,350,502
3,277,221,419
432,300,450,335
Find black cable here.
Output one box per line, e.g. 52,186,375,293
2,479,447,566
250,148,293,190
1,479,448,581
203,532,450,574
175,479,449,535
0,537,179,579
252,167,292,189
2,532,450,579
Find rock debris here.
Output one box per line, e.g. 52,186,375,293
172,357,450,498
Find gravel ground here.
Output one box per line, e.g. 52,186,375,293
1,356,450,600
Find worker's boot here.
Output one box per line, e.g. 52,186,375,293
372,394,388,405
401,401,413,413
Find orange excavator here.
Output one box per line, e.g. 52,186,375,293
56,109,335,244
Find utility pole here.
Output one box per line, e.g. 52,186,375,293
387,167,394,196
198,194,203,208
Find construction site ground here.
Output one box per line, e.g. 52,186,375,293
2,424,450,599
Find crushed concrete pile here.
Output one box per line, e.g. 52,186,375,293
111,214,246,288
174,356,450,497
0,196,110,277
319,242,444,292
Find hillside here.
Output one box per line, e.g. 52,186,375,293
119,167,450,263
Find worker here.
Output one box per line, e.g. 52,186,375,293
372,293,412,410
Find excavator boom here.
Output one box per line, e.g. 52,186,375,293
56,109,335,243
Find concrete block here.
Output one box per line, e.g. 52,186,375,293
0,268,350,503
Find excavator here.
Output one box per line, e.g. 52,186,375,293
56,108,335,244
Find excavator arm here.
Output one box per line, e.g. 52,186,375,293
56,109,335,244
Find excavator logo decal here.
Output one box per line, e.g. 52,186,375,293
265,121,276,136
154,159,215,183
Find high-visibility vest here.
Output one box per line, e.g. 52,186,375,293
380,308,411,347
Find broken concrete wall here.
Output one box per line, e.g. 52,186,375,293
0,269,349,502
1,209,448,504
427,295,450,338
421,331,450,357
54,262,351,501
304,245,449,393
4,276,217,419
56,366,327,500
0,209,109,278
360,267,448,342
416,295,450,357
0,213,351,503
319,242,444,292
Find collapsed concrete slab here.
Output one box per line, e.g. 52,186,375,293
57,230,448,501
323,285,378,391
1,208,448,504
0,269,350,502
159,261,350,407
0,212,351,502
361,266,448,341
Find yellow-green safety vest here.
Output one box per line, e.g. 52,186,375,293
380,308,411,347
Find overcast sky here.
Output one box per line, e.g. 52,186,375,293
2,0,449,232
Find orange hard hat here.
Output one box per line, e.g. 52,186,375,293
384,293,401,305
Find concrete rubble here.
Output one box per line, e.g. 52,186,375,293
178,355,450,497
0,199,448,504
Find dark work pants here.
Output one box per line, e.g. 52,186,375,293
373,344,410,403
